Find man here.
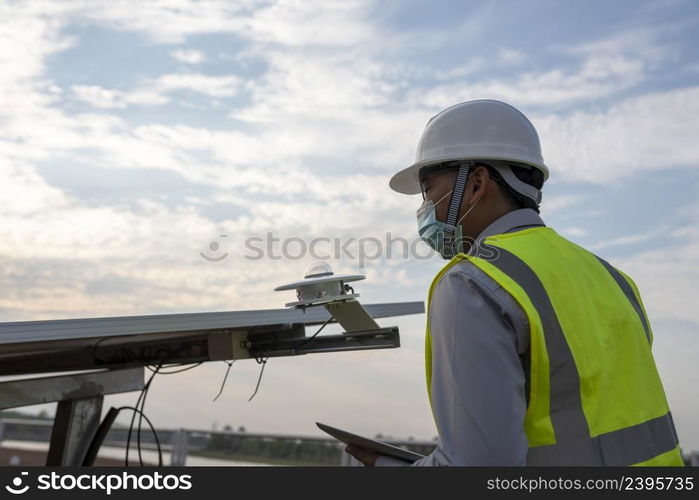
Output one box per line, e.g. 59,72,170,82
345,99,683,466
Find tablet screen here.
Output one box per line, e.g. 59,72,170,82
316,422,426,463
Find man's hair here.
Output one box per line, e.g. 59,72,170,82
478,161,544,213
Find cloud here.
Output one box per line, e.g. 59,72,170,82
588,227,666,251
432,58,485,80
71,73,240,108
603,203,699,324
0,158,69,215
73,0,255,44
560,226,588,238
413,53,646,109
49,0,377,47
650,317,699,452
496,48,526,66
239,0,377,47
71,84,169,108
154,73,240,97
536,85,699,183
411,24,675,110
170,48,206,64
539,194,583,214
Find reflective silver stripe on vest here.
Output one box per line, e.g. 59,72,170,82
480,244,680,465
527,411,680,466
594,256,651,344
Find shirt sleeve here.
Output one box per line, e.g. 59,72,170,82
375,263,529,466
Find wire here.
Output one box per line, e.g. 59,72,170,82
91,336,113,365
92,334,202,371
116,406,163,466
82,406,162,466
89,339,202,466
248,357,268,402
136,367,156,466
290,316,332,351
90,336,203,466
145,362,203,374
213,360,236,402
245,317,333,402
125,362,161,466
133,365,157,466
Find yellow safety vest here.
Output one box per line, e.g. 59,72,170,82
424,226,683,466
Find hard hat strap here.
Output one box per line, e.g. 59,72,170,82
442,161,473,257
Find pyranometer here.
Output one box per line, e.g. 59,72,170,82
274,261,365,308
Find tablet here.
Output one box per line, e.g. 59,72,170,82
316,422,426,463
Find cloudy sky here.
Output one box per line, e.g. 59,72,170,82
1,0,698,453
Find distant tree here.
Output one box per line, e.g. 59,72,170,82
223,424,233,431
238,426,246,433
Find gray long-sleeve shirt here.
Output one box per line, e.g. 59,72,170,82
375,208,546,466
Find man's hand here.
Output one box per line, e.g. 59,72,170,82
344,445,381,466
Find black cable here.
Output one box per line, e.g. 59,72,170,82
139,362,203,461
248,357,268,402
137,367,155,466
126,362,161,466
82,405,162,466
138,360,168,465
89,339,201,466
145,361,203,374
127,370,151,467
124,382,146,467
82,407,119,466
90,337,202,466
118,406,163,466
245,317,333,402
91,336,113,365
92,334,200,371
137,362,204,463
213,360,236,402
291,316,332,351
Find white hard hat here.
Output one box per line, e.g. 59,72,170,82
389,99,549,195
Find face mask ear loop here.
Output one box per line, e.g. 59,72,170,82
457,197,479,225
442,161,473,258
433,189,454,209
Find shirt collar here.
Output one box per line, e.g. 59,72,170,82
466,208,546,255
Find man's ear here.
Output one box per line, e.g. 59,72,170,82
467,165,490,202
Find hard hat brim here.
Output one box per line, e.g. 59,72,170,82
389,163,422,195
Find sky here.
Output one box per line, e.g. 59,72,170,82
1,0,698,454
